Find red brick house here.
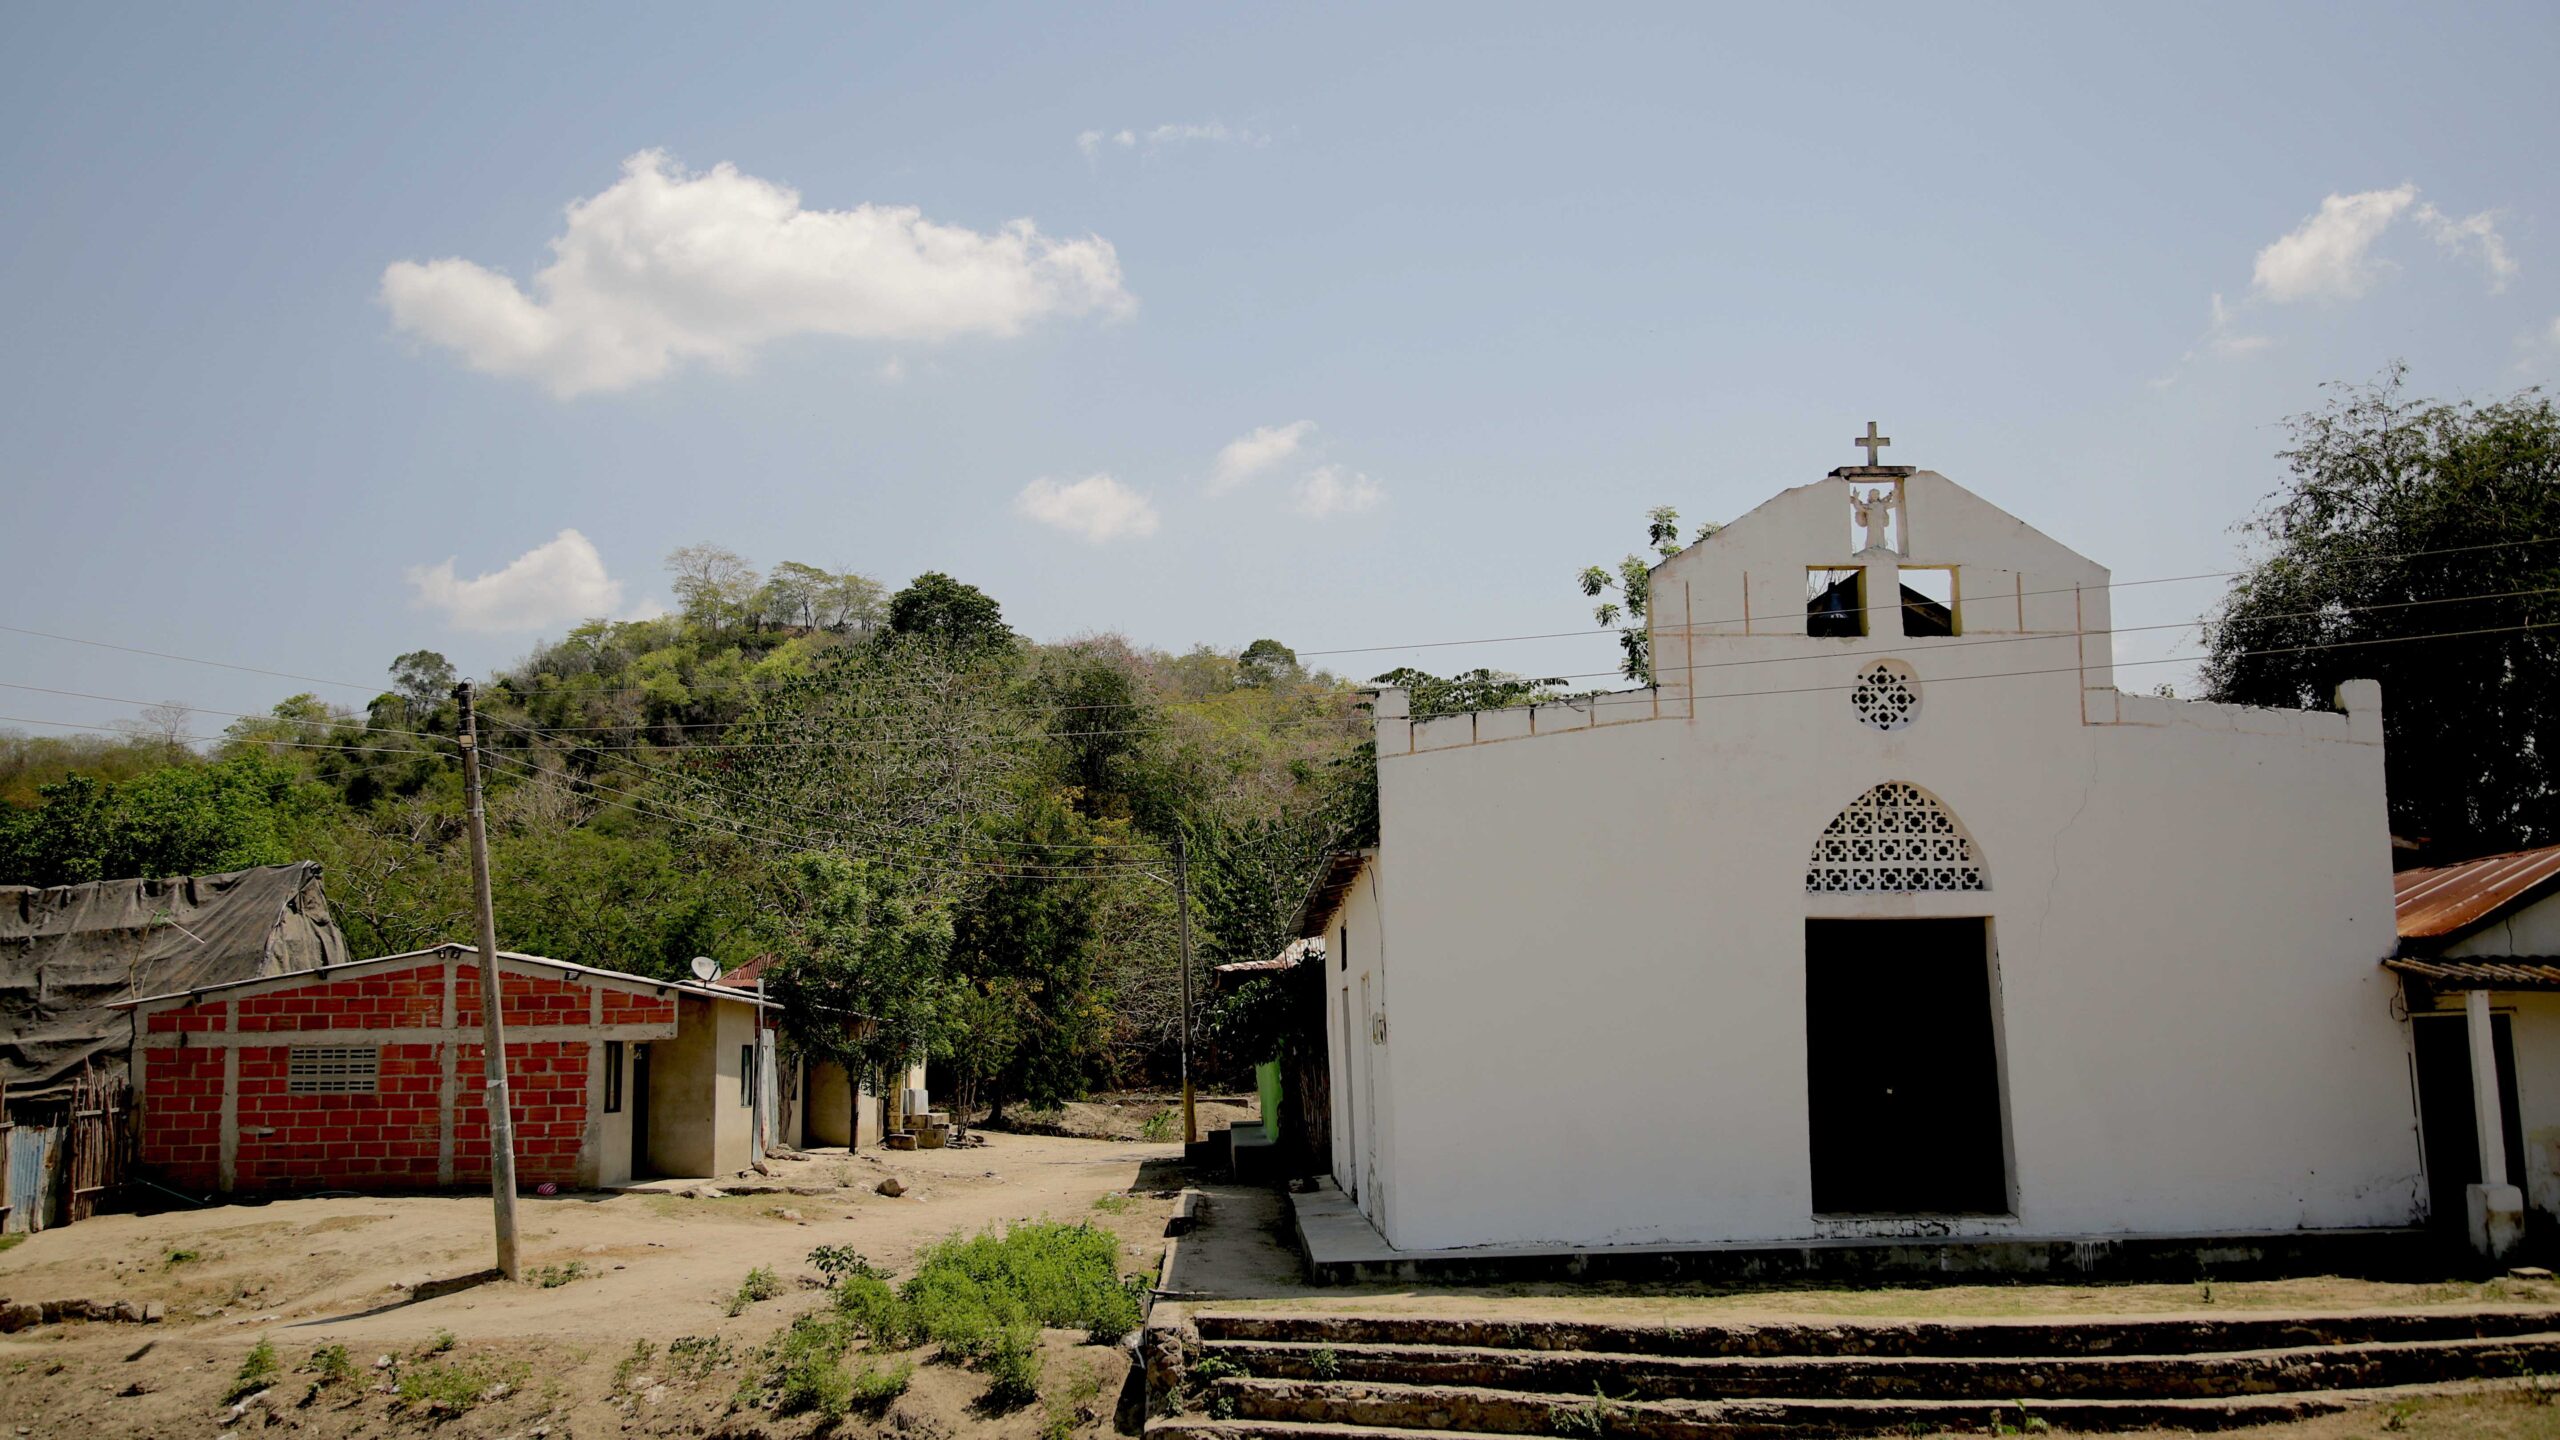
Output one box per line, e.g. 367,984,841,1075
124,944,780,1195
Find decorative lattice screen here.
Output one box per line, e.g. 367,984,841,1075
1849,662,1920,731
1805,781,1986,892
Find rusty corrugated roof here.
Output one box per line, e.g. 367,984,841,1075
2395,844,2560,941
2385,956,2560,990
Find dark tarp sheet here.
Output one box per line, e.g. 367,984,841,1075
1,863,345,1106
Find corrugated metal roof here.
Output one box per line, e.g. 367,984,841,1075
116,943,769,1011
2395,844,2560,941
1292,850,1374,939
1216,938,1325,975
2384,956,2560,991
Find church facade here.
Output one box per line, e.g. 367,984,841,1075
1312,457,2422,1256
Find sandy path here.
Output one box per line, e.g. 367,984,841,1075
0,1132,1186,1440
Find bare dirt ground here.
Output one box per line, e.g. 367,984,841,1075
0,1131,1185,1439
984,1092,1258,1144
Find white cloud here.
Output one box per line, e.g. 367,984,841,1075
1209,421,1315,492
875,356,907,383
2252,185,2418,303
1078,120,1267,160
382,150,1133,398
1293,465,1384,519
2249,184,2516,305
2204,293,2272,357
407,529,630,632
1014,474,1161,543
2416,202,2518,291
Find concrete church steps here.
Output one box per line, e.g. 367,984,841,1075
1149,1308,2560,1437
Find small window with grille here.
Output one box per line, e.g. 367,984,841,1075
287,1045,378,1094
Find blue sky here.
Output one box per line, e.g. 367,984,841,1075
4,4,2556,735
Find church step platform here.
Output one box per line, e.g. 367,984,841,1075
1162,1376,2480,1438
1193,1305,2560,1359
1197,1331,2560,1403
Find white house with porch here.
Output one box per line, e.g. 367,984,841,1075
2389,843,2560,1258
1304,434,2465,1267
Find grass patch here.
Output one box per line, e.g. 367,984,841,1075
301,1342,358,1404
163,1247,200,1266
0,1234,23,1254
726,1264,782,1317
1091,1192,1133,1214
527,1260,589,1289
1137,1109,1177,1142
424,1328,457,1355
226,1337,281,1402
394,1357,525,1412
612,1339,654,1392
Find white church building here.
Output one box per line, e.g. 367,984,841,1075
1304,444,2462,1266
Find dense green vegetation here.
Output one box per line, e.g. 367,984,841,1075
2205,370,2560,854
0,555,1377,1097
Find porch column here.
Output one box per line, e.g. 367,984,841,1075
2465,988,2525,1262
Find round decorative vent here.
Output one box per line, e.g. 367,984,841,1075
1849,660,1920,731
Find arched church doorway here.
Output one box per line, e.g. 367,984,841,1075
1802,782,2008,1216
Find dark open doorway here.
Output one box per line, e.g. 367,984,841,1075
2412,1012,2525,1230
1805,917,2008,1215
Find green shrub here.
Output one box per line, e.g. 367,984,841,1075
900,1220,1144,1351
528,1260,588,1289
1137,1109,1176,1142
727,1265,782,1317
850,1359,914,1405
808,1245,892,1284
227,1338,281,1402
773,1313,856,1418
835,1272,917,1350
983,1322,1044,1410
425,1328,457,1355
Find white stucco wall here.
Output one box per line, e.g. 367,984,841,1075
2444,892,2560,959
1319,858,1392,1232
1340,468,2420,1253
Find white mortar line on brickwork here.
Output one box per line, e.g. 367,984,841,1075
438,955,458,1187
216,1001,238,1192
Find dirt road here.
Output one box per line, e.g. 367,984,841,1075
0,1132,1185,1438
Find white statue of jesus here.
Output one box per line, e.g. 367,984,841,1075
1853,486,1897,551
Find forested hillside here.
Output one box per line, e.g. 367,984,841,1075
0,553,1381,1112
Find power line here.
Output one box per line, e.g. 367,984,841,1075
0,712,453,761
474,746,1162,882
1501,618,2558,719
0,682,447,742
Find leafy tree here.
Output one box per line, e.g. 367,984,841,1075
887,572,1014,654
763,854,955,1098
0,755,318,886
2204,368,2560,856
1370,667,1564,721
945,787,1115,1118
1237,639,1301,688
390,651,457,705
1577,505,1719,683
666,543,762,633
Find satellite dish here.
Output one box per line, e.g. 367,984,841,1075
689,956,720,982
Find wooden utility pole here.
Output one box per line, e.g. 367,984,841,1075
453,682,521,1281
1174,834,1197,1146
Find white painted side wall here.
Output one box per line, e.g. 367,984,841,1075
1342,469,2419,1253
1321,860,1393,1231
2444,893,2560,959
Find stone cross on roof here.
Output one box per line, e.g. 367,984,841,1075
1854,421,1891,467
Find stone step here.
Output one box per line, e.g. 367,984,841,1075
1184,1375,2439,1438
1201,1331,2560,1403
915,1124,948,1150
1194,1305,2560,1359
882,1132,918,1151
